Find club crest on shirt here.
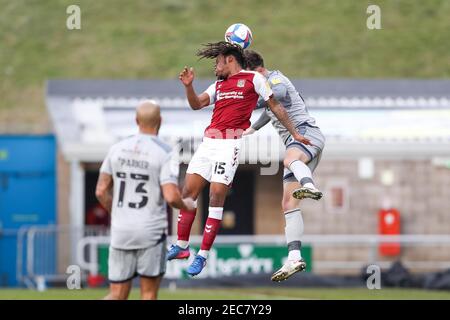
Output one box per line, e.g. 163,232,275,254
237,79,246,87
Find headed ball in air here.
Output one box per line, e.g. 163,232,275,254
224,23,253,49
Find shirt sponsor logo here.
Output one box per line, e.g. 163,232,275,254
237,79,246,87
217,91,244,101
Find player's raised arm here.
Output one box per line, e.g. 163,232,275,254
267,96,312,146
244,110,270,135
179,66,210,110
252,72,311,145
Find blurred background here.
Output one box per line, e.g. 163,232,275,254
1,0,450,299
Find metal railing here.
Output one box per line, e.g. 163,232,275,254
17,225,109,288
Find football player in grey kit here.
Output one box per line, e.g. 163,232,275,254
243,50,325,282
96,101,195,299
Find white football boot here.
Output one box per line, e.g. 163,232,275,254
292,186,323,200
271,259,307,282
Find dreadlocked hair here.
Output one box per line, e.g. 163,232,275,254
196,41,247,69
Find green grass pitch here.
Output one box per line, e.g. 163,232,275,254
1,288,450,300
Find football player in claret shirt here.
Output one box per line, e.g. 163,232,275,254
167,42,311,276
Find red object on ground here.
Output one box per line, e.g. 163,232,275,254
87,274,106,287
379,208,401,256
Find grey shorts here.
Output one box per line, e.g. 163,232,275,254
283,125,325,183
108,236,167,283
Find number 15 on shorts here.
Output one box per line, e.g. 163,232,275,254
214,162,226,175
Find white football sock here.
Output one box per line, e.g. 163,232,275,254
176,240,189,249
198,250,209,259
285,209,304,261
288,160,315,189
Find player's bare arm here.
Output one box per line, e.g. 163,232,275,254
161,183,196,211
95,173,113,213
266,96,312,145
244,109,270,135
179,66,210,110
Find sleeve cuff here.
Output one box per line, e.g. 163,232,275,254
160,178,178,186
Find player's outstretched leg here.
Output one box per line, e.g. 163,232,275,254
271,209,307,282
167,173,207,261
187,182,227,276
272,183,307,282
186,206,222,276
167,206,196,260
284,148,322,201
288,160,322,200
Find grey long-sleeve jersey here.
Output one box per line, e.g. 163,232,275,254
251,70,317,142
